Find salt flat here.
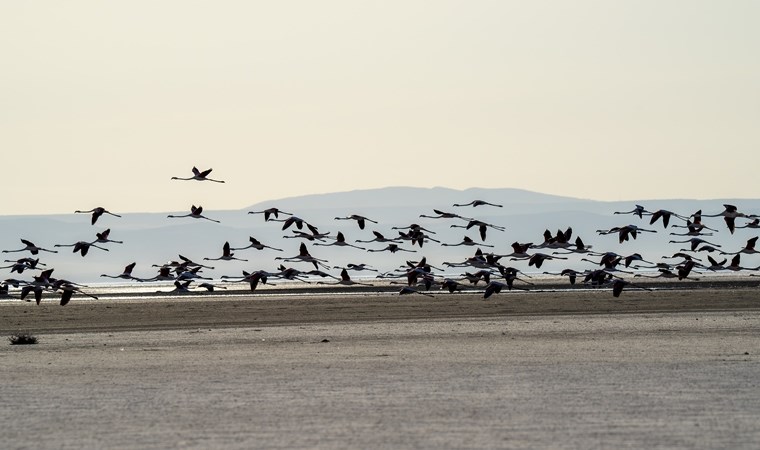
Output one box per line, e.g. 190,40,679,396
2,297,759,449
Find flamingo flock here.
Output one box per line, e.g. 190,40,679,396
3,167,760,305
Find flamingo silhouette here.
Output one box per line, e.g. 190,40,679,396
171,167,225,183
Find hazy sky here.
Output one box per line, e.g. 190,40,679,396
2,1,759,215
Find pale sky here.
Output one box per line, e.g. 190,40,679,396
2,1,759,215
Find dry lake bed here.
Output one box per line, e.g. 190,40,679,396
1,288,759,449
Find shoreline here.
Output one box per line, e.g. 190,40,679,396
3,287,759,335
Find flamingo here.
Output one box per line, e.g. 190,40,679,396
453,200,503,208
334,214,377,230
367,243,415,254
440,278,466,293
497,242,533,259
622,253,653,268
668,221,713,237
0,258,43,274
197,282,226,292
94,229,124,244
597,225,657,243
54,241,109,257
613,204,648,219
54,280,98,305
355,231,401,244
204,241,247,262
230,236,283,252
483,280,526,299
397,229,440,248
419,209,473,221
648,209,689,228
543,268,586,285
611,279,652,298
313,232,366,250
700,204,747,234
167,205,220,223
74,207,121,225
100,262,144,281
704,255,727,271
720,237,760,256
736,218,760,230
441,236,493,248
461,270,493,285
248,207,293,221
450,219,505,241
171,166,225,183
634,268,694,281
3,239,58,255
552,237,596,255
532,227,573,249
274,265,311,282
221,270,270,291
723,254,757,272
333,263,378,272
176,266,212,281
317,269,373,286
672,210,719,232
282,229,332,242
398,286,434,297
142,266,176,282
391,224,437,234
275,242,330,269
525,253,567,269
669,237,721,252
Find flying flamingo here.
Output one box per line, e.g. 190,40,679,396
355,231,401,244
398,286,434,297
3,239,58,255
74,207,121,225
367,243,415,254
450,219,505,241
720,237,760,256
100,263,144,282
221,270,270,291
648,209,689,228
94,229,124,244
668,237,721,252
313,232,366,250
334,214,377,230
248,207,292,221
700,204,747,234
441,236,493,248
668,221,713,237
171,167,225,183
230,236,283,252
613,204,648,219
167,205,220,223
453,200,503,208
736,218,760,230
54,241,109,257
203,241,248,262
275,242,330,269
317,269,374,286
419,209,473,221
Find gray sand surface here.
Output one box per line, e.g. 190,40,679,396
1,290,760,449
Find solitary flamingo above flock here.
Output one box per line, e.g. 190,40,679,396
3,165,760,305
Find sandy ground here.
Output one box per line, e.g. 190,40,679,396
1,289,760,449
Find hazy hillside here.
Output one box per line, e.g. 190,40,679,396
2,187,760,283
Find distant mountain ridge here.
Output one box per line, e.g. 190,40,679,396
245,186,594,211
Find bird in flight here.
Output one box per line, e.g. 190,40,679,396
167,205,220,223
74,207,121,225
171,167,225,183
452,200,503,208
